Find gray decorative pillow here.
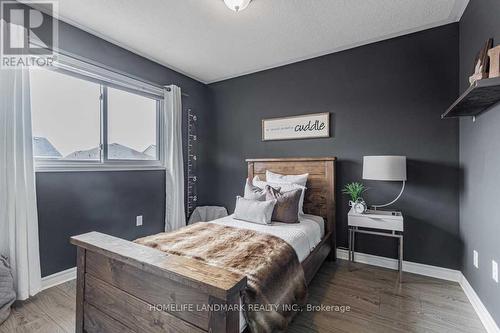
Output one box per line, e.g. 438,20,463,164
244,178,279,201
253,176,306,214
244,178,266,200
234,196,277,225
265,186,301,224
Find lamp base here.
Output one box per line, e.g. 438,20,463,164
371,181,405,209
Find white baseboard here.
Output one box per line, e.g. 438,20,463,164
336,248,462,282
336,248,499,333
41,267,76,291
460,274,500,333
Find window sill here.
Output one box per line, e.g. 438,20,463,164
35,163,166,173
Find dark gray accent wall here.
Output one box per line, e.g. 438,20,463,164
459,0,500,324
35,16,211,277
37,171,165,276
207,24,460,269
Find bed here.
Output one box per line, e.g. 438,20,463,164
71,157,336,333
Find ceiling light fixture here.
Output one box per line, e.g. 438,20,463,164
223,0,252,12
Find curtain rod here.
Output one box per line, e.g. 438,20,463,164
58,50,190,97
56,51,192,97
164,86,190,97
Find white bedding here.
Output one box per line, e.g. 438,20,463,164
209,213,325,332
209,213,324,263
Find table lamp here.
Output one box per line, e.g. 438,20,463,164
363,156,407,209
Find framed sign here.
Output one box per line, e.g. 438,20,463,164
262,112,330,141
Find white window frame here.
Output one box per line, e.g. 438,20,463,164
34,54,166,172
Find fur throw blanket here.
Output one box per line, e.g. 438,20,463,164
135,223,307,333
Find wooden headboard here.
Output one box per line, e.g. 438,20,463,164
246,157,336,240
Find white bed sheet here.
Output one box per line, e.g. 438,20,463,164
209,213,325,332
209,213,324,262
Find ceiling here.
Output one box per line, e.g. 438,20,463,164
54,0,469,84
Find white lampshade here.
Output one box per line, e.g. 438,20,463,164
224,0,252,12
363,156,407,181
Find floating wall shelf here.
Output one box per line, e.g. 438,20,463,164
442,77,500,119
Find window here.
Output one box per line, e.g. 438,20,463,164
107,87,158,161
31,69,101,161
31,56,164,171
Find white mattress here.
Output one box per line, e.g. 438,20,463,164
209,214,325,332
209,213,325,263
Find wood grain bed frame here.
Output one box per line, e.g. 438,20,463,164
71,157,336,333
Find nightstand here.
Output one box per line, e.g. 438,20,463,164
348,209,404,275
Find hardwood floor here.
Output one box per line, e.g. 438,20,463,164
0,260,485,333
0,279,76,333
290,260,485,333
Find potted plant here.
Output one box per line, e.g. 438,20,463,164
342,182,368,213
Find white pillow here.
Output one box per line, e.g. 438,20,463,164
252,176,307,214
266,170,309,187
234,196,276,225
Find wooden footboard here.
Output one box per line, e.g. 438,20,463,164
70,232,247,333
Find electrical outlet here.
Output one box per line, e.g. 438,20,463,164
136,215,143,227
473,250,479,268
493,260,498,283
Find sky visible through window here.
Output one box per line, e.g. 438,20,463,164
31,69,101,158
30,69,157,160
108,86,157,159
